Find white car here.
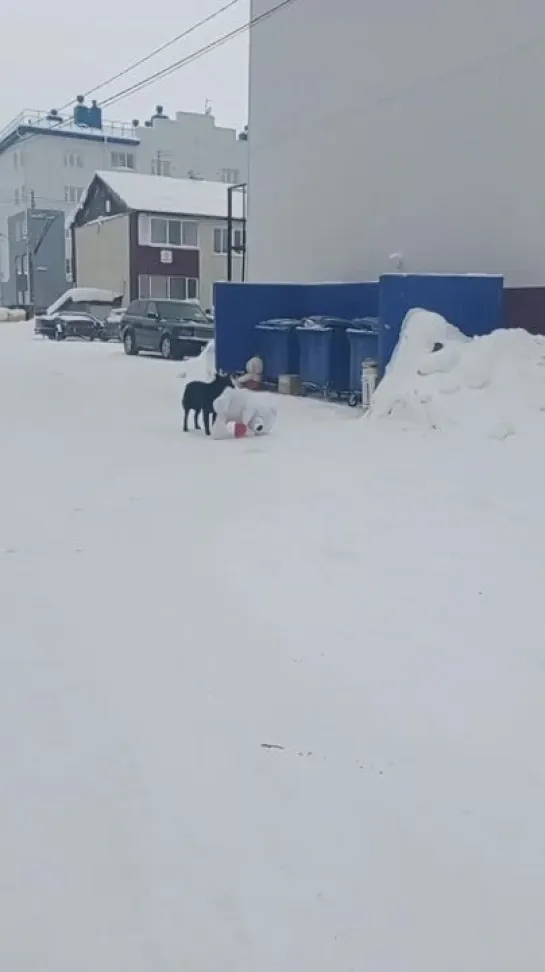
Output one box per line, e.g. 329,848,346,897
105,307,127,340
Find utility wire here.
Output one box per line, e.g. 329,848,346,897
57,0,245,110
1,0,298,216
5,0,249,151
100,0,299,108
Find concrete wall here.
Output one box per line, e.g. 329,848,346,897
75,214,130,304
247,0,545,287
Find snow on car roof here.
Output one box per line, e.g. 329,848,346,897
47,288,123,315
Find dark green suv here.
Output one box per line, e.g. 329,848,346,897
121,298,213,360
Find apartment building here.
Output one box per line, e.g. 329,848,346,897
0,99,248,291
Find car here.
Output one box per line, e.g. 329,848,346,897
34,310,109,341
120,298,214,360
104,307,127,341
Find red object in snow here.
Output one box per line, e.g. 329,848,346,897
234,422,248,438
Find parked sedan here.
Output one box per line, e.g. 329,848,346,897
120,299,214,360
34,311,109,341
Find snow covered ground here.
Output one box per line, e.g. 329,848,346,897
1,320,545,971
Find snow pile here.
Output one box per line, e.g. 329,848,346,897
0,307,26,322
178,340,216,385
370,309,545,439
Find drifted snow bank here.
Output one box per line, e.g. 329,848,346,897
370,309,545,439
0,307,27,322
178,340,216,385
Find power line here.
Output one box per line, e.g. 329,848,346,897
58,0,245,110
101,0,299,109
5,0,248,153
0,0,298,221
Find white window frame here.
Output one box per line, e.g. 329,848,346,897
213,225,243,255
151,157,173,177
138,214,199,250
64,185,84,203
64,152,83,168
138,274,199,300
220,168,240,184
111,150,135,170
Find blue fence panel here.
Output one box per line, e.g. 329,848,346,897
378,274,504,376
302,282,379,319
214,282,303,373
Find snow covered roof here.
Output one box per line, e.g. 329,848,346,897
94,171,244,220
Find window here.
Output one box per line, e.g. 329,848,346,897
15,220,23,242
169,276,186,299
151,157,172,177
64,186,84,203
182,221,198,247
138,274,199,300
127,300,145,315
213,225,244,255
146,217,198,248
14,188,19,205
14,255,22,274
64,152,83,168
105,199,111,214
149,277,168,299
220,168,239,184
66,257,72,280
150,218,167,245
111,150,135,169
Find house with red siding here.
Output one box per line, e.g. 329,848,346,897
72,170,245,311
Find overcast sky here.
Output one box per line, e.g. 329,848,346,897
0,0,250,132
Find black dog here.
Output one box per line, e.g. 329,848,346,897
182,372,234,435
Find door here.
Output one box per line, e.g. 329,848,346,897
129,300,153,350
141,301,161,351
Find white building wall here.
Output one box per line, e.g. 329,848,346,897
247,0,545,287
74,214,130,304
136,112,247,183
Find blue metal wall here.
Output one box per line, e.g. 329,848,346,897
302,282,378,319
214,281,378,373
214,283,303,373
215,275,504,379
378,274,504,376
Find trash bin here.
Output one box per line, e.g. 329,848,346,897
296,322,332,394
255,318,300,385
296,316,352,397
347,321,379,406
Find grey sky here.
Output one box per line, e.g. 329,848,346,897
0,0,249,132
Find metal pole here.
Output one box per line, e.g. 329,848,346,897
241,184,247,283
227,185,233,282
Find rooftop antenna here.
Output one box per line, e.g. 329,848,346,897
204,99,212,116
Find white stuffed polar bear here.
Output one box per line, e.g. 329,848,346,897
213,386,276,437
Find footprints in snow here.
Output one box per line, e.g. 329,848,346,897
260,742,391,776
